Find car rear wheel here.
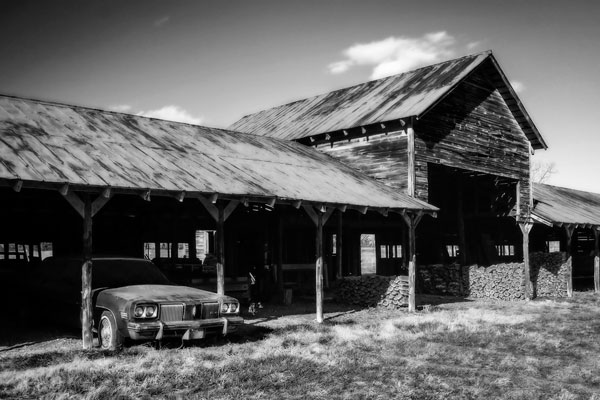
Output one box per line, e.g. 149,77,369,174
98,311,124,350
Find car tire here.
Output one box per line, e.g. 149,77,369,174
98,311,124,350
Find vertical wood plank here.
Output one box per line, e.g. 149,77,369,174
316,211,324,323
216,203,225,296
457,177,467,266
407,119,415,197
407,215,417,312
565,225,574,298
81,194,93,350
520,223,533,300
594,229,599,294
336,210,343,279
277,212,284,296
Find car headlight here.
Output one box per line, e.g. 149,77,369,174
134,306,144,318
133,303,158,319
220,302,239,314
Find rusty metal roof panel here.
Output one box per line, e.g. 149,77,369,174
230,51,546,150
0,94,436,211
230,52,492,140
532,183,600,227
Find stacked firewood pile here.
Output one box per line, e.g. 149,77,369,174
418,264,466,296
418,263,526,300
334,275,408,308
466,263,526,300
530,252,569,297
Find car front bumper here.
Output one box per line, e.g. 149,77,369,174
126,316,243,340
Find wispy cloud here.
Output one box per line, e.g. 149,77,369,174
137,105,203,125
154,15,170,28
328,31,458,79
466,41,481,50
510,80,525,93
109,104,132,113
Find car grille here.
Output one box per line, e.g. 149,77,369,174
160,304,184,322
201,302,219,319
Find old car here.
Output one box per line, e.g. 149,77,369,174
33,256,243,349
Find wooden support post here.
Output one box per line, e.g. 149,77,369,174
277,213,284,295
519,222,533,300
402,211,422,313
216,203,225,296
457,178,467,266
565,225,575,298
81,194,93,350
315,211,324,323
594,229,599,294
406,119,415,197
336,210,343,279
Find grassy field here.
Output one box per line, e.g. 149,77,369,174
2,293,600,399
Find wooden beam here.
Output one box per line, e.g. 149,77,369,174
141,189,151,202
322,207,335,225
519,222,534,300
267,197,276,208
223,200,240,221
565,225,575,297
595,229,599,294
457,178,467,266
176,191,185,202
59,183,69,196
293,200,302,209
338,204,347,213
101,187,111,199
63,191,85,218
13,180,23,192
216,203,225,296
315,210,324,323
91,195,111,217
81,194,93,350
336,210,343,279
407,118,415,197
277,213,284,295
209,193,219,203
198,195,218,221
303,205,318,226
401,212,420,312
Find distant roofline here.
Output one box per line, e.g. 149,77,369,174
237,50,494,121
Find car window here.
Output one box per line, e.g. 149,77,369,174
37,257,171,289
92,259,171,288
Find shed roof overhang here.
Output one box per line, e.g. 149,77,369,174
531,183,600,230
0,94,437,217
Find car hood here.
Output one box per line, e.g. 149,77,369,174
99,284,226,303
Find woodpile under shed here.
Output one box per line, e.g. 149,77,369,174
334,275,409,309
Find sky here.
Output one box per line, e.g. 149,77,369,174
1,0,599,192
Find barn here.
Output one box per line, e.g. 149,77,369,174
0,94,436,348
231,50,598,300
2,50,598,348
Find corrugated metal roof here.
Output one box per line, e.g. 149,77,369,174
532,183,600,227
230,51,546,149
0,94,436,212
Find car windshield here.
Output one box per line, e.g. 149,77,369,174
91,259,171,288
38,257,171,289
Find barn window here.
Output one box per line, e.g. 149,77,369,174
143,242,156,259
159,243,170,258
380,244,402,259
546,240,560,253
446,245,459,258
496,244,515,257
177,243,189,258
40,242,53,260
360,234,376,275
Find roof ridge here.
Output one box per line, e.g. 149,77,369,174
0,92,220,130
236,50,493,120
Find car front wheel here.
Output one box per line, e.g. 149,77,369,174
98,311,124,350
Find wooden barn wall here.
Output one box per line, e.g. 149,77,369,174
318,131,409,190
414,68,531,215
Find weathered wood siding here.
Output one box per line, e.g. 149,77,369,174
415,68,531,216
318,132,409,190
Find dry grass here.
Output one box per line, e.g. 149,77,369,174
2,293,600,399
